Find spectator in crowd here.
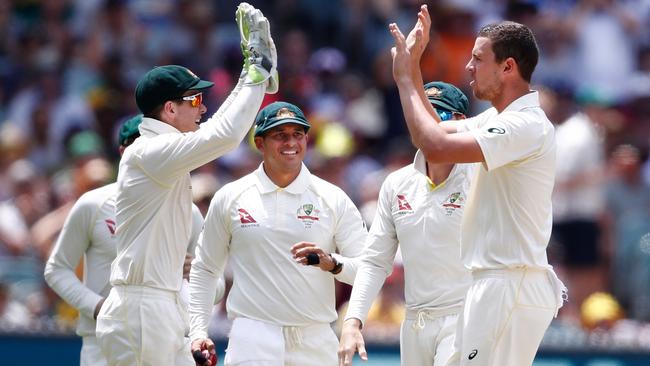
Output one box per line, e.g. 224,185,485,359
604,144,650,321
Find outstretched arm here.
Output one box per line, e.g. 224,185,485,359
389,20,483,164
405,5,440,123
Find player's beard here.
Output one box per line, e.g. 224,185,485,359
473,77,502,102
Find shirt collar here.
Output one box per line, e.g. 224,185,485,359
139,117,181,137
502,90,540,113
413,150,427,175
253,162,312,195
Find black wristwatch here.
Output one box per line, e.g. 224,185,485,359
329,255,343,274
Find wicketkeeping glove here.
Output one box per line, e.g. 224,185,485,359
236,2,278,94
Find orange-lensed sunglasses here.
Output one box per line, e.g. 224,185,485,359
178,92,203,107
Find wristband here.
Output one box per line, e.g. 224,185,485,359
329,255,343,274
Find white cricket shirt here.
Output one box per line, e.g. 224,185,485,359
345,152,474,324
44,183,205,337
111,82,264,291
457,91,556,270
44,183,117,337
189,163,367,340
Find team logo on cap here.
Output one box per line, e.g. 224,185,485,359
442,192,465,215
276,108,296,119
297,203,320,228
425,87,443,98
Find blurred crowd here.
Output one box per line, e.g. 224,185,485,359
0,0,650,350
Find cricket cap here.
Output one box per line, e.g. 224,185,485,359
135,65,214,114
118,114,143,147
254,102,311,137
423,81,469,115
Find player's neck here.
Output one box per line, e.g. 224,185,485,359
492,81,531,113
426,162,454,186
263,164,301,188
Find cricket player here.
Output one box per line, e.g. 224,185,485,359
189,101,368,366
339,81,474,366
95,3,278,365
378,5,566,366
43,115,210,365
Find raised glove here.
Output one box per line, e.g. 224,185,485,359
236,2,278,94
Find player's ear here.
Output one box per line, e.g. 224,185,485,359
254,136,264,151
159,100,177,123
503,57,515,75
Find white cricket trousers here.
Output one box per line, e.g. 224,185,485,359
448,267,565,366
95,285,194,366
80,336,107,366
223,317,339,366
400,308,460,366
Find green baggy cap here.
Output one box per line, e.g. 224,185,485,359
423,81,469,115
254,102,311,137
135,65,214,114
118,114,143,147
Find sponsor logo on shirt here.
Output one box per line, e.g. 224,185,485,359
238,208,259,227
442,192,465,215
487,127,506,134
105,219,116,235
395,194,413,214
468,349,478,360
297,203,320,228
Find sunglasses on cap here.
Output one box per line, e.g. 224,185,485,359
177,92,203,108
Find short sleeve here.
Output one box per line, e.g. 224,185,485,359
470,113,547,171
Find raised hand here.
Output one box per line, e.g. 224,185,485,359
405,5,431,63
236,2,279,93
389,22,413,84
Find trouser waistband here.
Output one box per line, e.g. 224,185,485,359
112,285,179,301
471,267,567,316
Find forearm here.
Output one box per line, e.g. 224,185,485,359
411,60,439,121
344,263,388,325
395,76,447,154
189,262,222,340
201,80,264,152
44,262,103,319
331,253,361,285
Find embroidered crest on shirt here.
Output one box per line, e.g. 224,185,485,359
105,219,116,236
442,192,465,216
297,203,320,228
395,194,414,214
238,208,259,227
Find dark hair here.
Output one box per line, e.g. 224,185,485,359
143,100,182,121
478,21,538,83
143,104,163,120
